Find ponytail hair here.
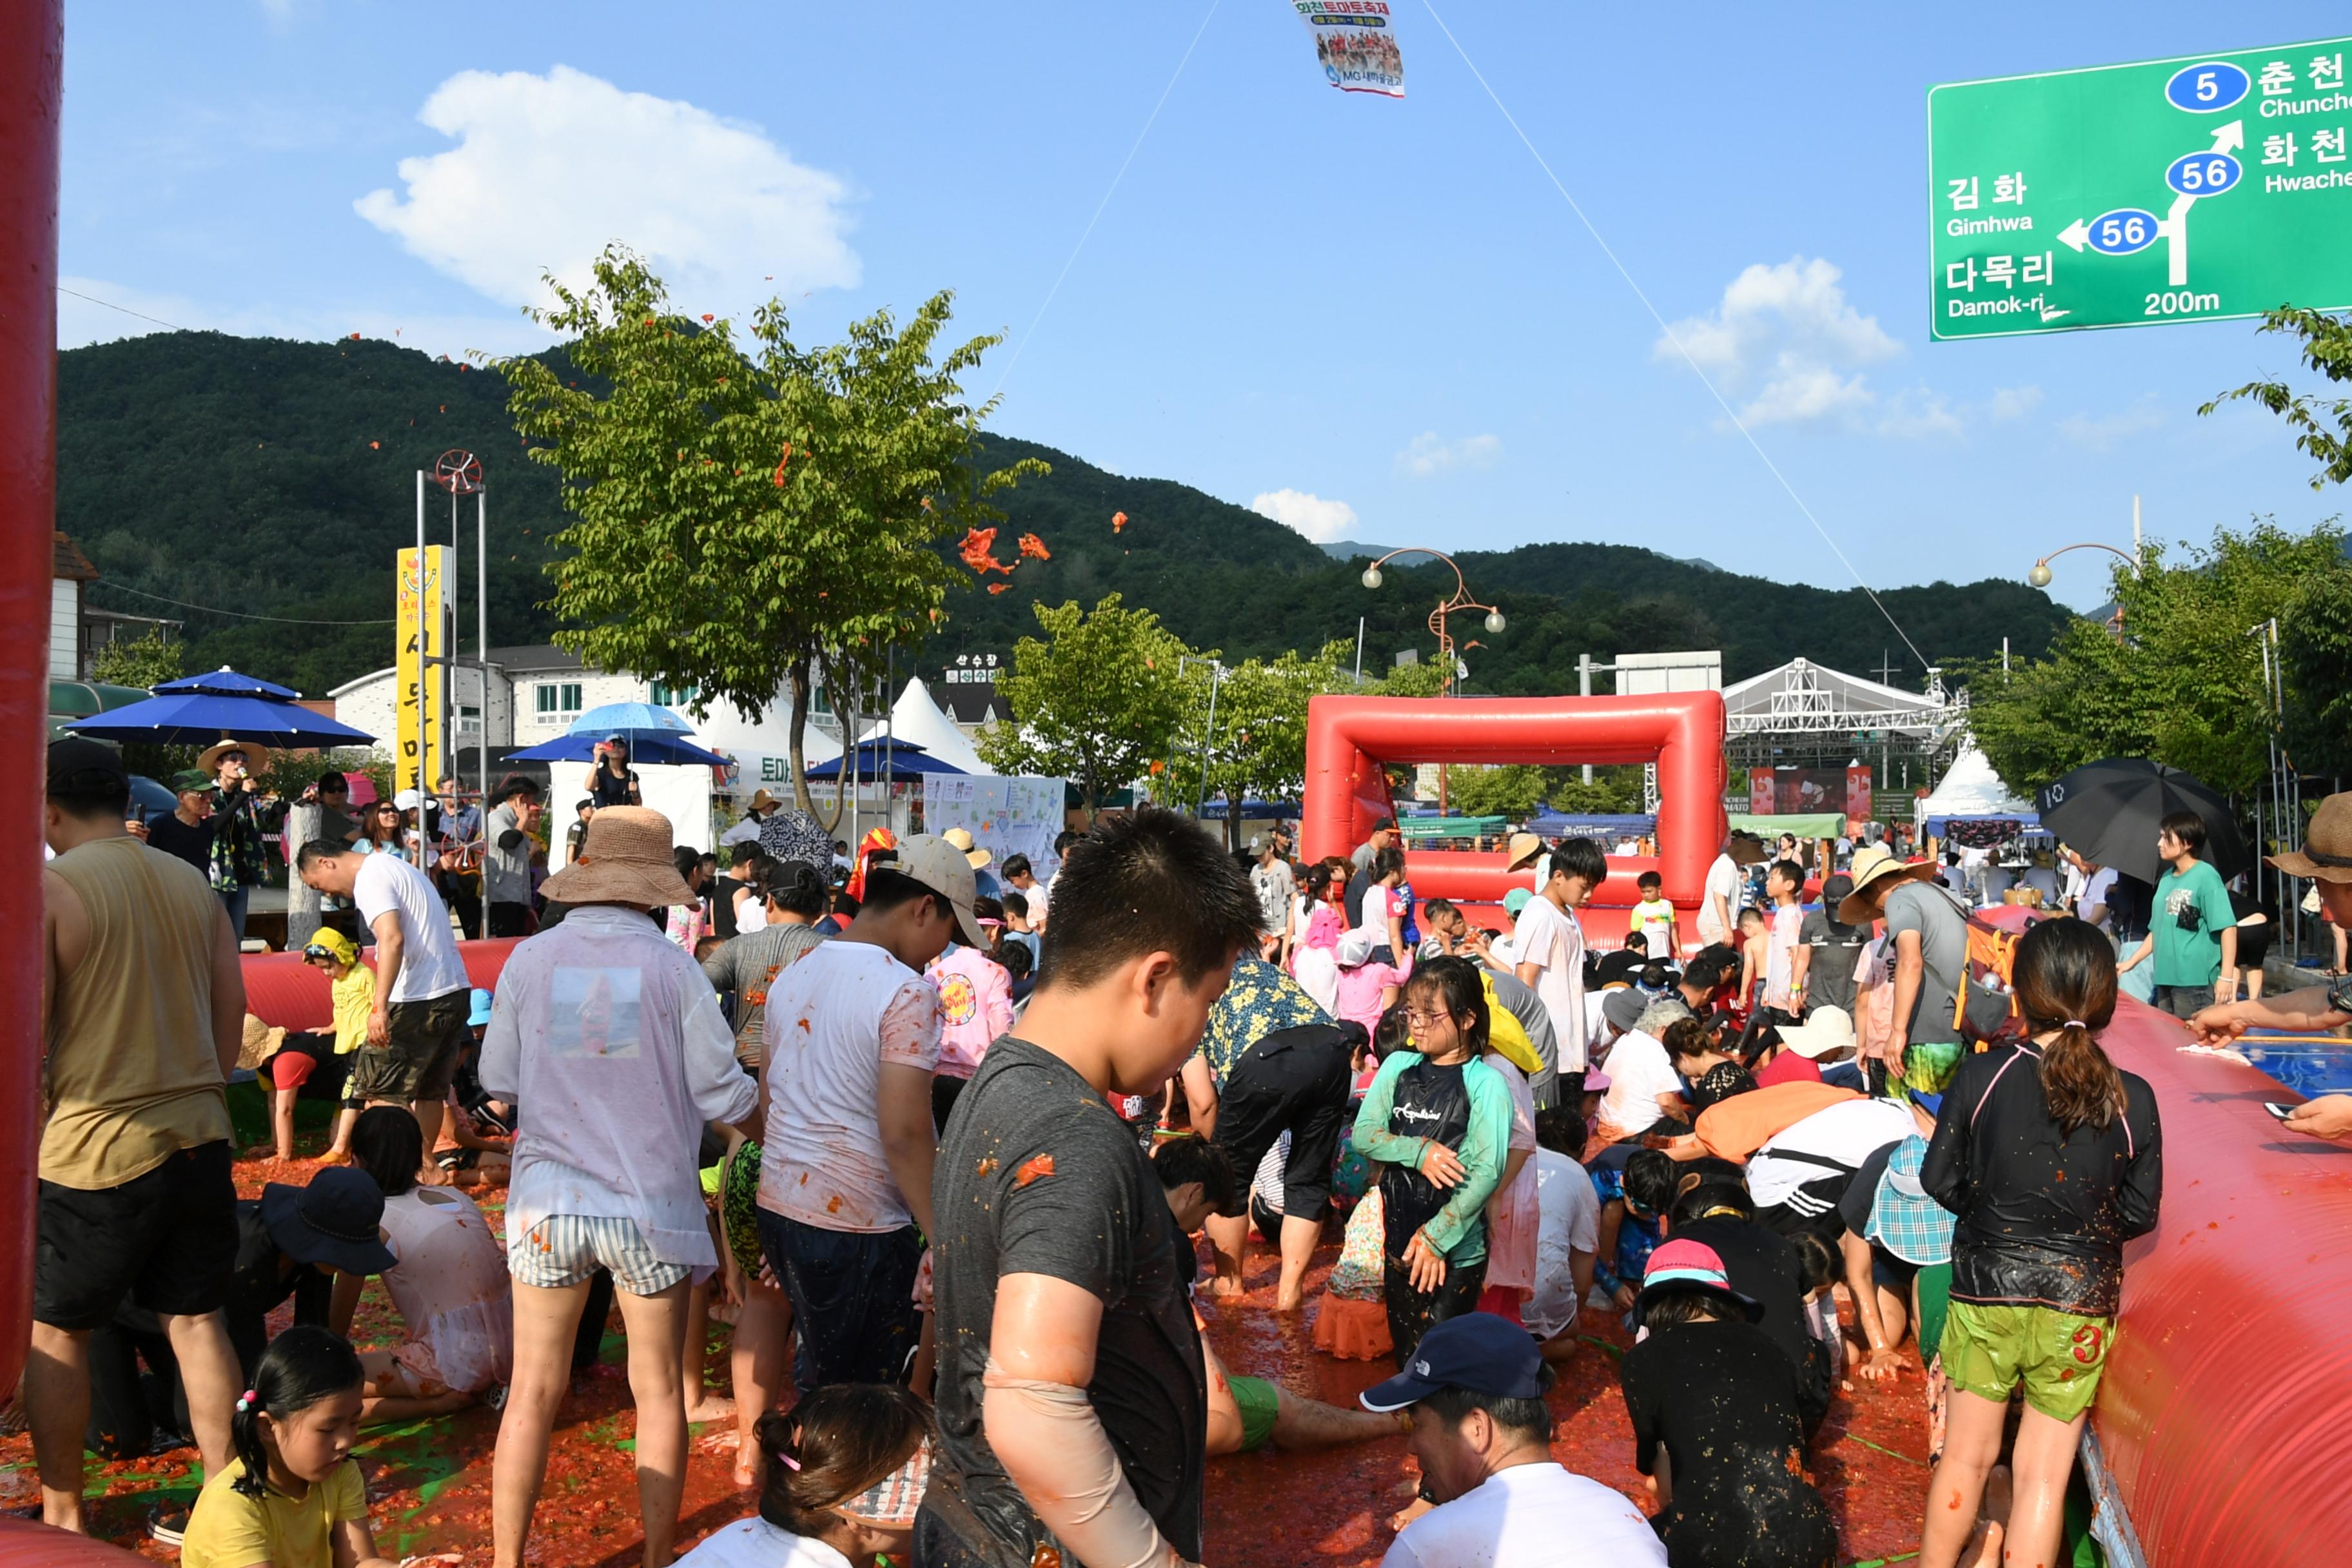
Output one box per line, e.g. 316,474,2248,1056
230,1326,365,1500
2010,916,2124,1137
756,1384,931,1536
1402,955,1489,1054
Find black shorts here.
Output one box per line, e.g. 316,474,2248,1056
35,1141,238,1331
487,902,533,939
351,990,469,1103
1211,1023,1357,1224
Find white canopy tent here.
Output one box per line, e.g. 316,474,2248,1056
1917,744,2037,829
888,678,992,776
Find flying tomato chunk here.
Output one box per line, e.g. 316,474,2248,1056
1017,533,1051,561
772,443,792,487
1112,511,1127,533
959,527,1015,576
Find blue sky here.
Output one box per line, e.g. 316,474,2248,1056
58,3,2352,616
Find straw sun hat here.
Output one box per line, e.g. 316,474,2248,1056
2269,792,2352,885
197,738,271,774
1838,844,1941,924
540,805,698,906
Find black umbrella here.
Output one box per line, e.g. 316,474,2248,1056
2034,759,2249,883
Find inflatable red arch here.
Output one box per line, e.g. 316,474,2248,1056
1300,691,1729,940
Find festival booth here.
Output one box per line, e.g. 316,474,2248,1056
1919,744,2041,843
1526,811,1656,844
1301,692,1727,946
1965,906,2352,1567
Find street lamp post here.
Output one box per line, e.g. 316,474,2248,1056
2024,541,2139,589
1361,547,1506,813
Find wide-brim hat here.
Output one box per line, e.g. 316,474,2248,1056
1839,845,1939,923
748,789,781,812
940,826,994,870
2269,792,2352,883
1636,1237,1764,1326
1727,834,1768,867
1504,831,1544,871
237,1012,286,1072
261,1169,397,1277
198,738,271,774
1777,1005,1857,1061
540,805,698,907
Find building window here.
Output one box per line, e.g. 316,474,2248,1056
534,682,582,716
651,681,697,707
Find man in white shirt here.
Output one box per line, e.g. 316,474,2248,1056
1592,988,1687,1142
1514,838,1605,1083
2066,845,2117,932
476,806,762,1568
1746,1095,1916,1241
1250,836,1297,946
1527,1108,1600,1354
756,835,979,1391
1694,836,1747,948
1360,1313,1666,1568
297,835,473,1154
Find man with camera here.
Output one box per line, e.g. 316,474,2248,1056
2191,792,2352,1141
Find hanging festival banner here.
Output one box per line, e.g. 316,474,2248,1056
395,545,453,796
1293,1,1404,98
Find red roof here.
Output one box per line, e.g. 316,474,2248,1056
52,532,97,583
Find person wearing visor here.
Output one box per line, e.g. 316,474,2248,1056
585,735,642,807
1359,1311,1663,1566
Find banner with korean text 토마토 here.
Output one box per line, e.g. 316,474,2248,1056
395,545,452,796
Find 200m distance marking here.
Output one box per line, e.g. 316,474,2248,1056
2146,289,2221,315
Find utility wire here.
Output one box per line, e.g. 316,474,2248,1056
1417,0,1932,674
57,285,192,333
88,580,394,626
986,0,1222,402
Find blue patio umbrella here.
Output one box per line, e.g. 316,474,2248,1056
507,731,729,767
569,701,694,739
154,667,303,700
63,683,376,749
805,737,966,783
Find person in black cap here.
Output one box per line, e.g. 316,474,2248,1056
1619,1239,1837,1567
1358,1312,1665,1566
224,1166,398,1378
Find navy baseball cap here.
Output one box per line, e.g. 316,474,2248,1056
1358,1312,1544,1413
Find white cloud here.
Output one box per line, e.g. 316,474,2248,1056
1988,385,2043,420
356,66,858,315
57,275,555,362
2059,399,2168,451
1396,431,1502,478
1251,488,1358,544
1658,256,1911,429
1872,387,1966,440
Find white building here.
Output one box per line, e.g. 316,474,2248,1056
328,646,950,856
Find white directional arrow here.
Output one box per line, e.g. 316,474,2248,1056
2158,119,2244,286
2059,218,2091,253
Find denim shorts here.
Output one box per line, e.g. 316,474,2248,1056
509,1213,690,1297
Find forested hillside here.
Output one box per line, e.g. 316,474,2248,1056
59,331,2072,698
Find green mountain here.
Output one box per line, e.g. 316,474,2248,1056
59,331,2072,700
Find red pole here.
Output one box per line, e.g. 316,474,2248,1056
0,0,61,1406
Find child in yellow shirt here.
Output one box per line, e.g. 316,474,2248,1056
302,929,375,1164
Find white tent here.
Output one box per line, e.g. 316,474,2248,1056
1919,744,2036,827
888,678,992,775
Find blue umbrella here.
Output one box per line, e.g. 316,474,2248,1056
63,690,375,748
805,737,966,783
507,731,729,767
154,667,303,700
569,701,693,738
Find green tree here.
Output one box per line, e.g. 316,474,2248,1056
1961,521,2350,797
1446,763,1548,820
1162,649,1348,846
88,629,185,690
979,594,1190,816
2280,569,2352,781
502,245,1039,814
2203,308,2352,488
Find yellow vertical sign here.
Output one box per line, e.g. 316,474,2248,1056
395,546,451,796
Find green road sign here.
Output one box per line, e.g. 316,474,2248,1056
1928,36,2352,338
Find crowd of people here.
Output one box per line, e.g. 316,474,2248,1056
37,727,2352,1567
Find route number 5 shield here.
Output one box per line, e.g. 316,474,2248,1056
1928,37,2352,338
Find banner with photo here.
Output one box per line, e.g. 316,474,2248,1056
923,776,1070,884
1293,1,1404,98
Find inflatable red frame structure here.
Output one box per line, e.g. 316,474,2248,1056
1300,692,1728,930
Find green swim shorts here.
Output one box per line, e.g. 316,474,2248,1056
1228,1374,1280,1453
1939,1300,2115,1424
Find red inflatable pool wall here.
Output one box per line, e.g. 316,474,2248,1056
241,937,524,1033
1969,909,2352,1565
1300,692,1728,937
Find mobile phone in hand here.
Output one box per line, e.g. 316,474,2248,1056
2265,1102,2298,1121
